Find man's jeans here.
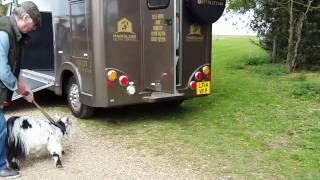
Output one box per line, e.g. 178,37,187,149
0,109,7,170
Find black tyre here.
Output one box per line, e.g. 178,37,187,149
66,76,95,118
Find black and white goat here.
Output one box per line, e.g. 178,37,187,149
6,116,72,170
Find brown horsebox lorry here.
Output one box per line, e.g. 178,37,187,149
1,0,226,118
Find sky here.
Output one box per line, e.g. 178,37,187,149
212,10,257,36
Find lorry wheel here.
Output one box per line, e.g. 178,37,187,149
67,76,95,118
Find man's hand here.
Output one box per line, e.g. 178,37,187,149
17,78,34,103
23,89,34,103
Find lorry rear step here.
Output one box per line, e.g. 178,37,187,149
143,92,184,103
12,69,55,101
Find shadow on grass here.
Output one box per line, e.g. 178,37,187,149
6,90,199,125
91,101,195,125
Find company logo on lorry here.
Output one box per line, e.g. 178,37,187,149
186,24,204,42
113,18,137,42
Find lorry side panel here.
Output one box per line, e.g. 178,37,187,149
90,0,108,107
70,0,94,101
52,0,73,94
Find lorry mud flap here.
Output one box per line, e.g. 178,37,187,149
12,69,55,101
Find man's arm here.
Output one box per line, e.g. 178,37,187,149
0,31,34,103
0,31,18,91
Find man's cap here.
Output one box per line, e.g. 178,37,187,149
18,1,41,27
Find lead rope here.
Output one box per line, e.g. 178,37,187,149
32,100,66,132
22,92,65,131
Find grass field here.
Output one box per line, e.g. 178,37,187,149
84,37,320,179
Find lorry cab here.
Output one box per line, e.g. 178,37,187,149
3,0,226,118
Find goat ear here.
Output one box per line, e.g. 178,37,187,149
67,118,72,125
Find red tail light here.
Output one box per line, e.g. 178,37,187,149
119,76,129,86
190,81,196,90
106,81,113,87
195,72,203,81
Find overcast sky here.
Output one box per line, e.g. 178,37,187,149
212,11,257,36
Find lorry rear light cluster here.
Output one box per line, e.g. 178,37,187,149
203,66,210,75
108,70,118,81
106,70,136,95
195,72,203,81
119,75,129,86
189,66,211,90
189,81,196,90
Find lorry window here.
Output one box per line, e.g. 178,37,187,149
147,0,170,9
70,1,89,58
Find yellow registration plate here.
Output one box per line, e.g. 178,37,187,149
196,82,211,95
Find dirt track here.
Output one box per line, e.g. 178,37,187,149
4,92,202,180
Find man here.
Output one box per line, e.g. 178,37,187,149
0,1,40,178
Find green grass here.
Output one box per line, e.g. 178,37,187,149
83,37,320,179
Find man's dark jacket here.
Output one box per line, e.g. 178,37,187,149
0,16,24,107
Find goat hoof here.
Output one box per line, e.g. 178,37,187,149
12,166,20,171
9,163,20,171
56,164,63,168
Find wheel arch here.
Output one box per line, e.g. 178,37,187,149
56,62,82,96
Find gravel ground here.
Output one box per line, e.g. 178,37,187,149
3,93,202,180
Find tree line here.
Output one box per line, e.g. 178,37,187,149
229,0,320,72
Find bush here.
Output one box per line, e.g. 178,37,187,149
251,64,288,76
245,55,269,66
291,73,307,82
291,82,320,101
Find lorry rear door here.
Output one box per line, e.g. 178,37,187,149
142,0,176,94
